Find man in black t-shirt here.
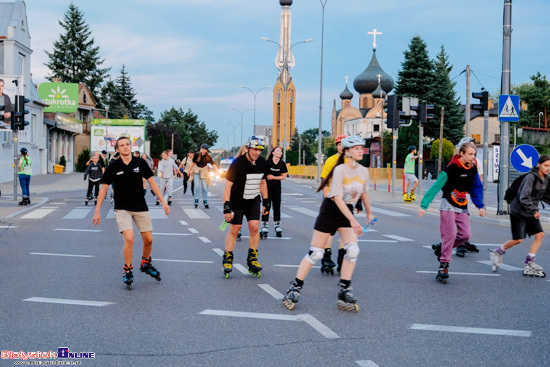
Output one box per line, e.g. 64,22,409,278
93,137,169,290
222,136,269,278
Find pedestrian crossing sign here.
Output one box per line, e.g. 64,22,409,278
498,95,520,122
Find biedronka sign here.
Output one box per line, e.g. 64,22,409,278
38,82,78,113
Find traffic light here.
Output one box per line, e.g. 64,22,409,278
471,90,489,112
14,95,29,130
409,103,434,125
385,94,404,129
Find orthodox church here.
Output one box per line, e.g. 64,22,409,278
331,30,394,165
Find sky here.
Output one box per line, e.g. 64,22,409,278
24,0,550,150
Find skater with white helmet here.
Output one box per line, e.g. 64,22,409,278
260,146,288,239
222,136,270,278
418,140,485,284
282,136,374,311
490,154,550,277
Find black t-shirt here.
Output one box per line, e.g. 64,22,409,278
265,158,288,189
193,153,214,168
101,156,153,211
225,155,267,209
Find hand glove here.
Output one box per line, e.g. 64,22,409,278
84,176,87,181
262,198,271,213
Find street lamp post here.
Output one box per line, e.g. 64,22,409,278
316,0,328,182
225,121,244,157
239,85,271,134
229,107,252,146
104,106,109,154
261,36,312,162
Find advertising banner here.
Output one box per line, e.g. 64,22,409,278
0,77,16,130
38,82,79,113
90,119,145,153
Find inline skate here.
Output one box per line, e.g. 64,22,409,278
464,241,479,253
490,248,505,272
247,248,262,277
167,196,172,206
282,280,302,310
432,243,442,261
123,264,134,290
523,255,546,277
403,193,413,203
337,281,359,312
456,244,467,257
320,248,335,275
274,221,282,237
94,196,98,206
84,195,93,205
236,230,242,242
336,248,346,273
18,197,30,206
436,262,449,284
260,221,268,240
140,257,161,281
222,250,233,279
409,190,416,201
194,199,198,208
204,200,209,209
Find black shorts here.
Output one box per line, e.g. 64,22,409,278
230,199,261,225
510,214,543,240
314,198,353,236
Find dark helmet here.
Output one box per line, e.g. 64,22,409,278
20,147,28,154
408,145,417,152
200,144,209,150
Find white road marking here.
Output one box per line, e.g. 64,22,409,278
282,193,304,196
149,208,168,219
106,209,115,219
23,297,115,307
49,202,66,204
213,248,224,256
275,264,321,269
234,263,249,274
279,212,293,219
155,259,213,264
0,225,16,228
183,208,210,219
370,206,410,217
152,232,191,236
63,208,91,219
199,309,339,339
21,208,56,219
468,243,501,247
287,206,319,217
258,284,284,299
241,235,292,240
417,271,501,277
179,220,188,226
199,237,211,243
53,228,102,233
188,228,199,234
383,235,414,242
356,361,380,367
358,240,397,243
410,323,531,337
478,260,523,271
30,252,94,258
40,207,59,209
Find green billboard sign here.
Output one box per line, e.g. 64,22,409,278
38,82,79,113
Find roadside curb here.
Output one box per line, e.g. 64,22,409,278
0,197,49,223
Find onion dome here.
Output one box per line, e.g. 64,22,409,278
340,84,353,100
280,0,293,5
353,50,394,95
372,82,386,98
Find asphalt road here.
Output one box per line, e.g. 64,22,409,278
1,177,549,367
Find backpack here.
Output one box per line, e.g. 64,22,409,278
504,174,527,204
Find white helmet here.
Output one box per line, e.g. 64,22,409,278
456,137,475,149
341,135,365,149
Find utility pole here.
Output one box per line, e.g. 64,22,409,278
438,107,444,176
465,65,471,137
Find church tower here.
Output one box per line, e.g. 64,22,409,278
272,0,296,151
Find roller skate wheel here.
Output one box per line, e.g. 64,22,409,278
155,276,161,281
276,232,282,238
126,283,132,290
249,271,261,278
224,272,229,279
523,271,528,276
542,272,546,278
283,298,295,310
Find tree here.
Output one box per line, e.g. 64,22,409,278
44,1,110,100
426,46,464,143
394,36,435,103
513,72,550,128
430,138,454,162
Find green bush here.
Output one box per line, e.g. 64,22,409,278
76,149,90,172
59,155,67,167
430,139,454,162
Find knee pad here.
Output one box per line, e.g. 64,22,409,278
344,242,360,263
305,247,324,265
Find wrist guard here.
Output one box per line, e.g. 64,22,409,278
223,201,232,214
262,199,271,213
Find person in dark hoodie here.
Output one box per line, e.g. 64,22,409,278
490,155,550,277
418,140,485,284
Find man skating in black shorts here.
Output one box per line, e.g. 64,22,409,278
222,136,270,278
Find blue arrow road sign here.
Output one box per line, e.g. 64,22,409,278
499,95,520,122
511,144,539,173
